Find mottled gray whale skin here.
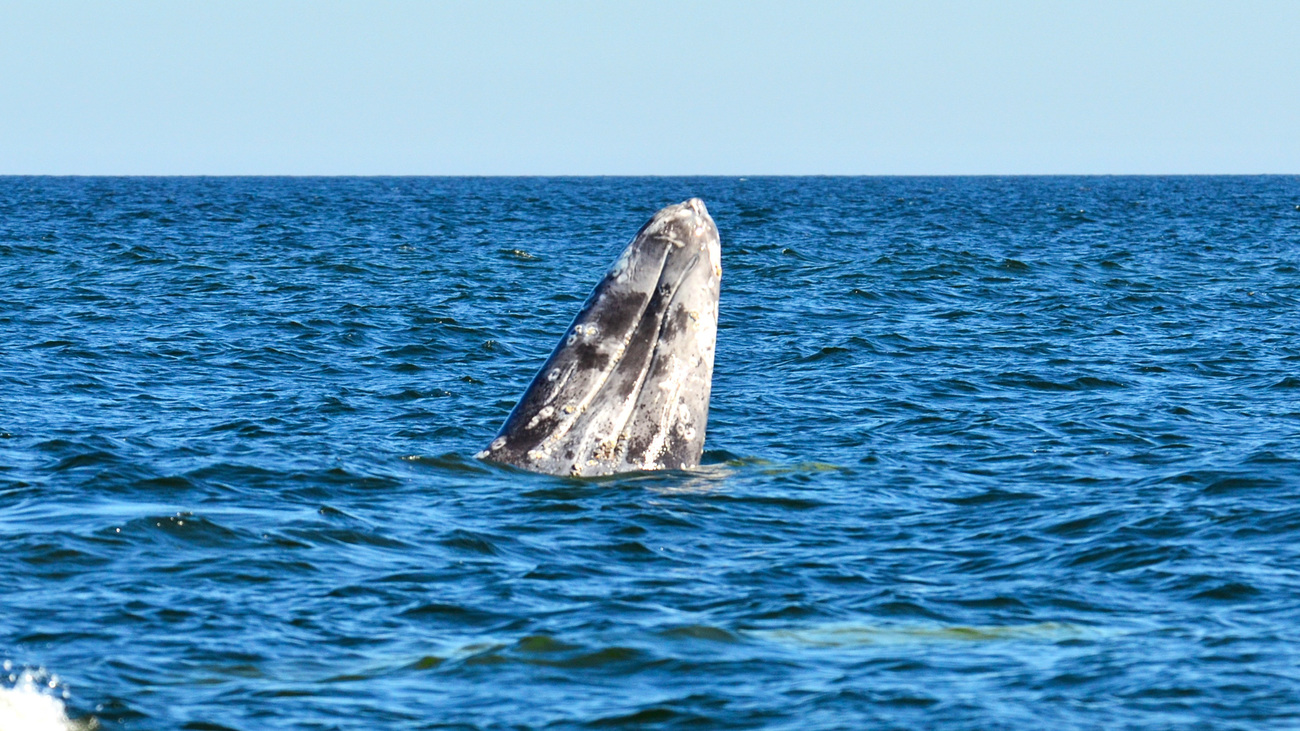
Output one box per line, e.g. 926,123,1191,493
478,198,721,477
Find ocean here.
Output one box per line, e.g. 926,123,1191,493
2,176,1299,729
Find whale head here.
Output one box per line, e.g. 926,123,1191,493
479,198,722,476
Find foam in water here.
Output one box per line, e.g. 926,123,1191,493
0,663,73,731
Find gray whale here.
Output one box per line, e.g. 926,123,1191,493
478,198,722,476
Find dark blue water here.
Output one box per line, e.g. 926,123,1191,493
3,176,1300,730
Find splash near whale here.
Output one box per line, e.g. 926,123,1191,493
478,198,722,477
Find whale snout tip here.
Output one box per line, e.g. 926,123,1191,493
679,198,715,237
677,198,721,278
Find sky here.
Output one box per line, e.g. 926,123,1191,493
2,1,1299,175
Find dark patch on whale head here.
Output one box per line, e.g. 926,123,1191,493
663,303,691,339
572,342,608,371
592,292,647,343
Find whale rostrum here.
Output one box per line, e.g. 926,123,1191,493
478,198,721,477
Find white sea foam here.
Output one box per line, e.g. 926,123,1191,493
0,664,75,731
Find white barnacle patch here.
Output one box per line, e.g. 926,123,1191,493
567,332,578,345
676,403,698,441
527,449,546,461
584,324,598,337
708,236,722,278
473,449,489,459
638,357,694,470
547,368,561,381
525,405,555,430
490,437,507,451
563,403,576,414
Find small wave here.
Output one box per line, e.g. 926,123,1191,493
993,371,1127,391
439,529,503,555
120,512,250,549
1192,581,1261,602
788,346,852,364
499,248,540,261
433,637,649,671
699,448,742,465
402,452,492,474
658,625,740,643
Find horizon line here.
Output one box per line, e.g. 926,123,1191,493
2,172,1298,179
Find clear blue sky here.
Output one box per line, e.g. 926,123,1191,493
3,1,1298,175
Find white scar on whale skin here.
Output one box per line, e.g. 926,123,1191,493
479,198,721,477
638,354,691,470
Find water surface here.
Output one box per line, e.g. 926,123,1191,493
3,176,1299,729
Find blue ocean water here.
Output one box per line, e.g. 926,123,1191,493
2,176,1299,730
